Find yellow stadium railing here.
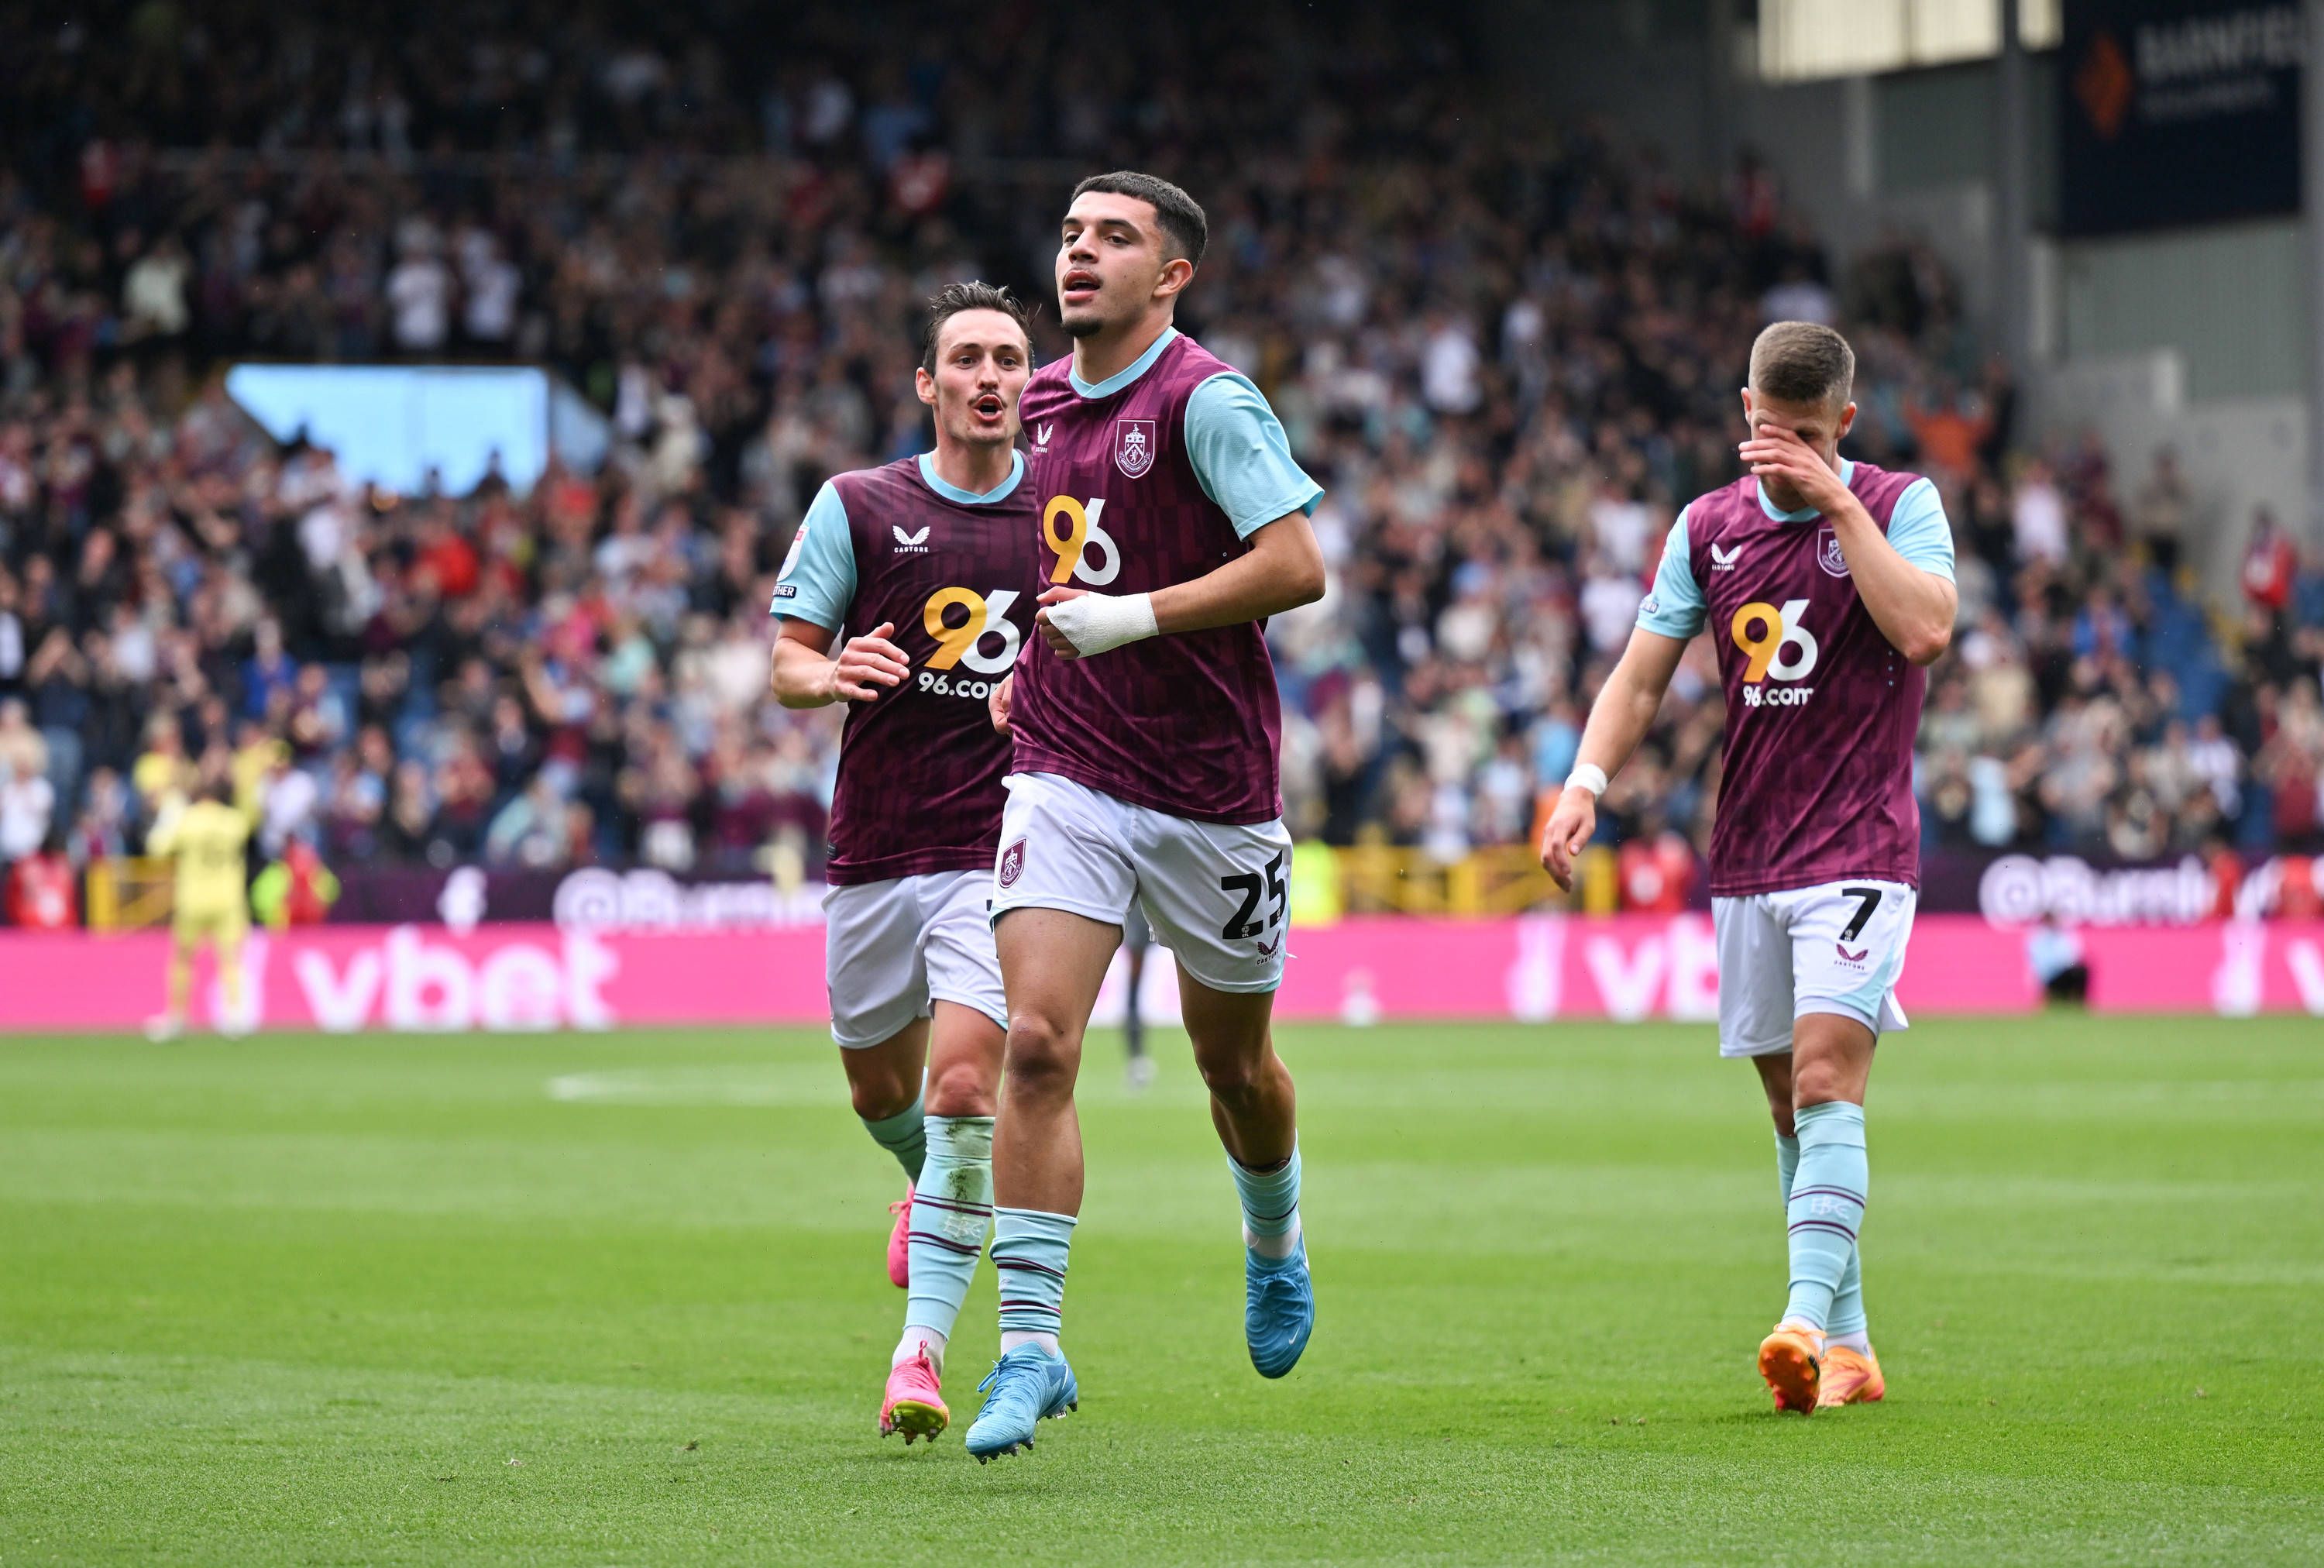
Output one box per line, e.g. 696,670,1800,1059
85,844,1620,929
84,857,176,931
1322,842,1614,919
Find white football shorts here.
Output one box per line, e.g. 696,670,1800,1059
1711,878,1917,1058
823,868,1007,1048
988,771,1292,995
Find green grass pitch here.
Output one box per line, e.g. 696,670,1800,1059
2,1015,2319,1564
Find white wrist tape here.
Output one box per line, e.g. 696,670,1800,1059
1566,763,1609,797
1047,590,1158,658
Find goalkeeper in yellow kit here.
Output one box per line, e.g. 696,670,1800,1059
144,779,254,1040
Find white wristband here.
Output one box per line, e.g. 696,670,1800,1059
1565,763,1609,797
1046,590,1158,658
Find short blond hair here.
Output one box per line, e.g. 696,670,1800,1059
1749,321,1855,408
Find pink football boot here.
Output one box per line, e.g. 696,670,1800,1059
879,1346,947,1443
887,1187,912,1288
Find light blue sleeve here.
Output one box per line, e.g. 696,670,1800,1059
1886,477,1956,582
1183,373,1325,540
1635,508,1707,639
769,482,856,629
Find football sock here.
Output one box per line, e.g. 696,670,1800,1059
860,1089,927,1184
899,1114,993,1367
218,946,246,1012
993,1206,1074,1357
1783,1101,1867,1332
1230,1143,1302,1263
1828,1329,1873,1356
893,1327,947,1369
167,950,192,1018
1776,1129,1866,1339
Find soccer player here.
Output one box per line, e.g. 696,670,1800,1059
768,282,1040,1445
143,778,254,1040
1541,322,1956,1415
1120,904,1155,1092
964,172,1327,1461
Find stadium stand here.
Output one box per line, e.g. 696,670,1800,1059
2,5,2322,920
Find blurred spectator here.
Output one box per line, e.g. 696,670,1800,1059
252,840,342,929
4,831,77,930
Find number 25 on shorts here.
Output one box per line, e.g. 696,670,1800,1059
1043,496,1122,586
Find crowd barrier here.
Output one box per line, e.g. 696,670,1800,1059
3,916,2322,1033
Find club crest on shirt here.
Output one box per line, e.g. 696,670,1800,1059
1817,526,1850,579
997,837,1026,889
1113,418,1157,480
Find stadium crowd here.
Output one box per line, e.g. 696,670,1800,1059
3,4,2324,923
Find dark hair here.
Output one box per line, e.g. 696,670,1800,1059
920,281,1033,373
1748,321,1855,407
1070,170,1208,267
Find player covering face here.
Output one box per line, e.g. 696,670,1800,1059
964,174,1328,1462
1541,321,1958,1415
768,284,1039,1446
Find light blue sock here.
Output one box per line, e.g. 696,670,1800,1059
902,1116,992,1358
861,1091,926,1184
1229,1143,1302,1263
1779,1130,1865,1339
1783,1102,1867,1332
992,1206,1075,1351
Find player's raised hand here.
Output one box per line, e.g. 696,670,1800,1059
989,672,1013,735
1539,785,1597,892
828,622,909,700
1737,423,1847,511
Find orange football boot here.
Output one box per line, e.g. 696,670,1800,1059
1817,1343,1885,1408
1757,1321,1825,1415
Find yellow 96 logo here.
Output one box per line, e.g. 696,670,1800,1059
1729,598,1818,708
915,586,1021,700
1043,495,1122,586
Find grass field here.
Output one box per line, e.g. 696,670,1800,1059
2,1016,2319,1565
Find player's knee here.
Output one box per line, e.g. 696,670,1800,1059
1790,1059,1853,1110
844,1071,913,1122
1195,1049,1267,1112
1002,1011,1079,1096
925,1057,997,1119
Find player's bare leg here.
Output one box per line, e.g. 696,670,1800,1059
966,908,1112,1460
841,1019,929,1288
882,1001,1005,1445
1179,965,1312,1378
215,929,252,1037
1757,1014,1878,1413
990,909,1115,1215
146,934,198,1042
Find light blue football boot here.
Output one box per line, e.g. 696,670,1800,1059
964,1345,1078,1463
1246,1238,1315,1378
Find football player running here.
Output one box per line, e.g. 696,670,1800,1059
770,284,1040,1445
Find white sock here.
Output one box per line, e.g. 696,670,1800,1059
892,1328,946,1370
999,1329,1061,1357
1244,1215,1302,1260
1828,1330,1872,1356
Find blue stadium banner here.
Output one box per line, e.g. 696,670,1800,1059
2059,0,2304,236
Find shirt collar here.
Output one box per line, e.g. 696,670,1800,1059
917,449,1024,505
1069,326,1179,400
1756,458,1854,523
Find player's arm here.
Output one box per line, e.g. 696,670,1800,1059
1539,509,1707,890
765,482,909,707
1738,425,1957,665
771,619,909,707
1538,628,1689,891
1035,373,1326,659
